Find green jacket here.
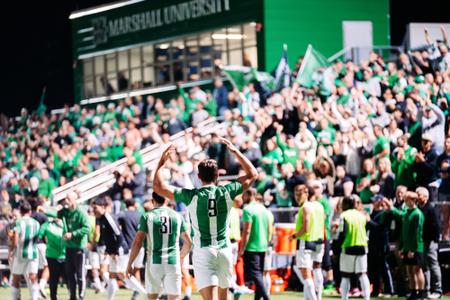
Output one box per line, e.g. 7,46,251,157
58,207,90,249
392,146,417,189
390,207,424,253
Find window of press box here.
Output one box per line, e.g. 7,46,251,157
81,22,257,98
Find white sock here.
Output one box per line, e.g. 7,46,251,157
359,274,370,300
31,283,40,300
102,271,110,282
39,278,47,290
313,268,324,300
340,277,350,300
294,267,304,284
94,276,103,290
304,278,318,300
264,272,271,295
185,285,192,297
12,287,20,300
107,278,118,300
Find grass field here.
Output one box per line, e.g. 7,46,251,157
1,288,450,300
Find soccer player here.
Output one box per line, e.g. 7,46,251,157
153,137,258,300
9,200,41,300
290,184,325,300
337,196,370,300
118,198,144,300
39,215,66,300
126,192,192,300
239,188,274,300
93,197,129,300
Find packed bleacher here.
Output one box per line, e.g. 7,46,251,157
1,29,450,299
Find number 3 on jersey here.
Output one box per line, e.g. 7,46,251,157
160,216,172,234
208,195,217,217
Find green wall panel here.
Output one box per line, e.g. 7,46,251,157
263,0,390,71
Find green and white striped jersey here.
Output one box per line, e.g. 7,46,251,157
15,216,40,260
174,182,243,249
138,207,186,265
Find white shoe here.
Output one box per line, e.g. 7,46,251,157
428,293,442,299
236,285,254,294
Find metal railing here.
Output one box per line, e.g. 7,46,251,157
51,117,225,205
329,45,405,63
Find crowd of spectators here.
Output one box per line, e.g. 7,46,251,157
0,26,450,295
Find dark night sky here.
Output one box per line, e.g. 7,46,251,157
0,0,449,116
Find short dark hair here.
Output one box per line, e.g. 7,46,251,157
94,197,108,207
198,159,218,183
152,192,166,205
19,200,32,215
342,196,355,211
124,198,136,208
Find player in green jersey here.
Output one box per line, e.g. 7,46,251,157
9,200,41,300
39,216,65,300
153,137,258,300
126,192,192,300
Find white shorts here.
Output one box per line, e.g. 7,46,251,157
296,240,324,269
192,246,233,291
108,254,129,273
89,251,100,269
131,248,145,269
230,242,239,265
145,263,181,295
181,252,190,270
264,247,273,271
38,243,47,269
12,257,39,275
340,253,367,274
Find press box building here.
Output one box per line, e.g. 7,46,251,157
70,0,390,102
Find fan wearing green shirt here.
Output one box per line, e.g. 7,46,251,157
274,123,299,169
239,188,274,300
372,123,390,162
152,136,258,300
38,169,56,202
384,192,426,300
39,217,65,300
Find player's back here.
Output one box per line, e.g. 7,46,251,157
144,207,185,265
174,182,243,249
16,216,40,259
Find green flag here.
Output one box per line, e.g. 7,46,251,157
251,68,277,92
37,86,47,117
221,65,254,91
295,45,330,88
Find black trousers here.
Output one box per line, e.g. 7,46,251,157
244,251,269,300
47,257,66,300
368,253,395,296
65,248,86,300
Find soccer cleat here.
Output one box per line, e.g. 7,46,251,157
428,292,442,299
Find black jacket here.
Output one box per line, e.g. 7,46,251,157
418,201,440,243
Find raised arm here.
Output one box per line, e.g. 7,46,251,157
153,144,176,200
219,136,258,190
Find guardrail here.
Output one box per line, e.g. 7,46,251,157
52,117,225,205
328,45,404,63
